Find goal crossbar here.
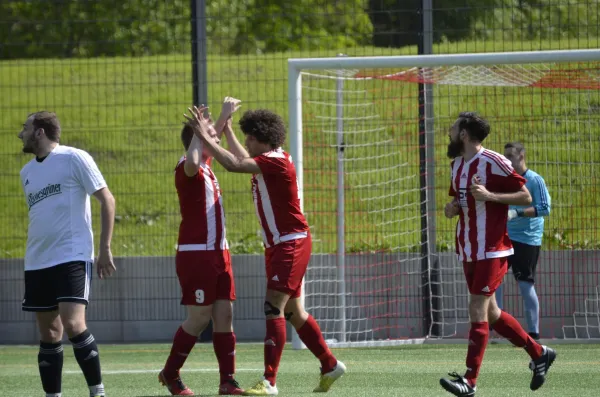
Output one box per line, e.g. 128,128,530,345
288,49,600,71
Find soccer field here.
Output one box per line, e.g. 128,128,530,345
0,343,598,396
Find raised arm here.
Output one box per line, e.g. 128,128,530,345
185,106,261,174
213,96,243,140
223,118,250,158
183,133,203,177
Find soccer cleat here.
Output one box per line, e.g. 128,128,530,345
242,377,279,395
440,372,476,396
158,370,195,396
219,379,245,395
313,360,346,392
529,345,556,391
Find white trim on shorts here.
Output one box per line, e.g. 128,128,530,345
177,243,229,251
56,260,92,302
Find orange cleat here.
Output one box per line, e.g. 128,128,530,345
158,369,195,396
219,378,245,395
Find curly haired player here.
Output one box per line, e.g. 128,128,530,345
186,105,346,396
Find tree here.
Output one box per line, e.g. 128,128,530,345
230,0,373,54
0,0,190,59
368,0,498,48
368,0,600,49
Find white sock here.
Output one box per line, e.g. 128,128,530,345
89,383,105,396
46,394,61,397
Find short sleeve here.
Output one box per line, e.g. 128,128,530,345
486,167,527,193
174,160,186,187
72,150,107,195
500,170,526,192
20,167,30,207
254,154,287,175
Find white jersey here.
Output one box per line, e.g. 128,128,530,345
20,145,107,271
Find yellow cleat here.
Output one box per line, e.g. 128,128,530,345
243,378,279,396
313,360,346,392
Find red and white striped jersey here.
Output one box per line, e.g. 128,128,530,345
449,148,526,262
251,148,309,248
175,157,228,250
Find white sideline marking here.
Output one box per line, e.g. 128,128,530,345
64,368,261,375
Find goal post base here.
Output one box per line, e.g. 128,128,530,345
424,338,600,345
324,338,427,349
320,338,600,349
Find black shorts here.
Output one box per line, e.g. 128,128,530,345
508,240,541,284
22,261,93,312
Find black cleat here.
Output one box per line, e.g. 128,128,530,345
529,345,556,391
440,372,476,396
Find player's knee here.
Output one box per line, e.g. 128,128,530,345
487,296,502,321
285,310,310,329
212,307,233,332
39,324,63,343
264,301,281,318
214,309,233,325
488,305,501,323
183,314,211,336
468,295,489,322
61,317,86,338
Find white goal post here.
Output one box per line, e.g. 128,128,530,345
288,49,600,349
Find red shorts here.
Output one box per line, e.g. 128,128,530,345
463,257,508,296
265,235,311,299
176,250,236,306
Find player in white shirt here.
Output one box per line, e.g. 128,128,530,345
18,111,116,397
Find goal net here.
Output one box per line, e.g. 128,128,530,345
288,50,600,347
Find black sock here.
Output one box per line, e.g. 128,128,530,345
38,341,63,394
70,330,103,388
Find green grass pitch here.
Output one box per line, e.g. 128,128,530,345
0,343,599,396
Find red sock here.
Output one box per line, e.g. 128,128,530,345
264,318,286,386
164,326,197,379
492,311,543,360
464,322,489,386
213,332,236,383
296,315,337,374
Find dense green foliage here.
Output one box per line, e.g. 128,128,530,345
0,0,597,59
